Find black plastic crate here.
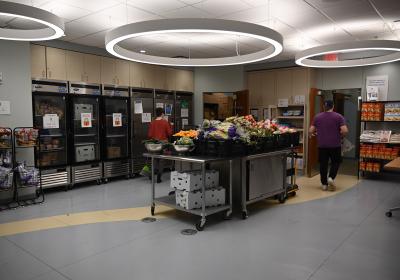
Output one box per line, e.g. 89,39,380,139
289,132,300,147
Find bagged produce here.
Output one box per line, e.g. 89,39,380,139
16,162,39,188
0,166,13,189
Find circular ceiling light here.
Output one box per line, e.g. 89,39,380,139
0,1,64,41
105,18,283,67
295,40,400,68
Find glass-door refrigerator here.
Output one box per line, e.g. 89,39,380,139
130,88,154,175
68,82,102,186
32,79,70,190
101,85,130,182
175,91,194,132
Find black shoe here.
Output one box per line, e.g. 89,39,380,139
157,174,162,183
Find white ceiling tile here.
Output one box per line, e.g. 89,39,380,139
97,4,162,23
70,30,108,48
161,5,213,18
179,0,207,5
128,0,187,14
39,1,92,21
220,5,268,23
194,0,251,17
371,0,400,21
11,0,49,6
241,0,268,8
58,0,121,12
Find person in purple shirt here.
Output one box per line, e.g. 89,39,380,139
309,100,349,191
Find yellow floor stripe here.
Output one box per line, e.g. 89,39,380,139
0,175,359,237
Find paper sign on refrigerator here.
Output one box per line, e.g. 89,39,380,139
165,104,173,116
182,118,189,127
141,113,151,123
156,103,164,109
112,113,122,127
81,113,92,128
134,100,143,114
181,108,189,117
43,114,59,129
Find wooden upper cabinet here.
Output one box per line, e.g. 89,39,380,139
176,69,194,92
247,71,262,107
260,71,276,106
129,61,144,88
46,47,66,80
66,51,84,82
292,68,309,97
276,69,293,102
30,44,46,79
115,59,129,86
101,56,116,85
152,65,166,90
165,68,177,90
84,54,101,84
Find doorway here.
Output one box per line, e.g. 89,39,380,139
203,90,249,121
307,88,361,178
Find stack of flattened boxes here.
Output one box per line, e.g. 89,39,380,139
170,170,225,210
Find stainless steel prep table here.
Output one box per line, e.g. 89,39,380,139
241,149,291,219
143,153,237,231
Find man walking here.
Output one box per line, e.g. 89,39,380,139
309,100,348,191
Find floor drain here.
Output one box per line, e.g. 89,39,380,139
141,217,156,223
181,229,197,235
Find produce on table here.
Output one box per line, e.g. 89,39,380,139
175,137,194,146
173,130,198,138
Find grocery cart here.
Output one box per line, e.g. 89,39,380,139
13,127,44,206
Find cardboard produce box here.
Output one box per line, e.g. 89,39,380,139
107,147,121,158
170,170,219,191
175,187,225,210
384,157,400,172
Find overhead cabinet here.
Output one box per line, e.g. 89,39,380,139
46,47,67,80
31,44,47,79
29,45,194,91
101,57,129,86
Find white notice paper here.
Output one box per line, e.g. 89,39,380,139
81,113,92,128
0,100,10,115
142,113,151,123
366,86,379,101
366,75,388,101
43,114,59,129
156,103,164,109
278,98,289,107
182,118,189,127
134,100,143,114
181,108,189,118
294,95,305,105
112,113,122,127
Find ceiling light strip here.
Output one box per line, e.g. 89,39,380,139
295,40,400,68
0,1,64,41
105,18,283,67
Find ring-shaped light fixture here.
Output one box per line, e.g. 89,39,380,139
105,18,283,67
295,40,400,68
0,1,64,41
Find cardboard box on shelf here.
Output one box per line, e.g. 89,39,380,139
107,147,121,158
170,170,219,191
175,187,226,210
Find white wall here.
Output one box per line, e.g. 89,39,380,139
316,61,400,100
0,41,32,128
193,65,245,125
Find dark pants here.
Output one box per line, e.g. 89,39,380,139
319,147,342,185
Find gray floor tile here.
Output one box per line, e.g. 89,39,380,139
8,218,180,269
30,271,69,280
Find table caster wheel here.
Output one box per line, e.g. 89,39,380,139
168,190,175,196
385,211,392,218
96,179,101,185
224,211,232,220
196,220,205,231
151,206,155,216
278,193,286,204
242,211,248,220
103,178,108,184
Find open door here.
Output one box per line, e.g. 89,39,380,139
333,92,346,115
307,88,324,178
234,90,249,116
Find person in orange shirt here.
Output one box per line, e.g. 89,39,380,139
148,107,173,183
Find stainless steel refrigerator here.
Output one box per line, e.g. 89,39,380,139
130,88,154,175
175,91,194,132
68,82,102,185
101,85,130,181
155,90,175,126
32,79,70,190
